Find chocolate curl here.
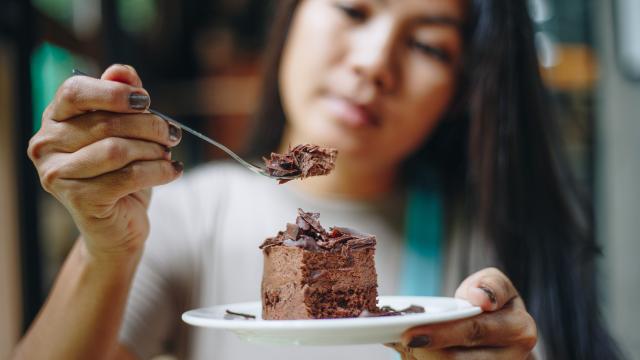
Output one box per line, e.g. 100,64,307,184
259,209,376,252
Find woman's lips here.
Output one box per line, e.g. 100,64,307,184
323,96,380,128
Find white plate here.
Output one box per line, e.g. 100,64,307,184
182,296,482,346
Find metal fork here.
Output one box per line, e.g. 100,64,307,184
71,69,294,181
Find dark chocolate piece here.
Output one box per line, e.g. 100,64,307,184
263,144,338,184
358,305,426,318
224,309,256,320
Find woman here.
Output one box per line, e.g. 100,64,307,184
15,0,621,359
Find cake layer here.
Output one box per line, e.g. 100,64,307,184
262,246,377,289
263,285,378,320
305,286,378,319
262,246,378,319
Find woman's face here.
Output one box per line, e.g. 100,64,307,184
279,0,465,169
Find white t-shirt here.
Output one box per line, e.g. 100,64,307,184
119,161,409,359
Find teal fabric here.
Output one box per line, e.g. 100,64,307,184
399,171,443,296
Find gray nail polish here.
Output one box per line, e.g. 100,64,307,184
168,122,182,142
407,335,430,348
172,161,184,173
129,93,150,110
479,286,497,304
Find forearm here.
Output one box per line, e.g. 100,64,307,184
13,238,141,360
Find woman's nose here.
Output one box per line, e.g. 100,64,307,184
348,22,397,93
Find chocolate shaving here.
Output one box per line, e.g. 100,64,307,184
224,309,256,320
284,223,299,240
283,235,320,251
263,144,338,184
358,304,426,318
258,236,281,250
259,209,376,253
296,209,326,235
397,305,426,314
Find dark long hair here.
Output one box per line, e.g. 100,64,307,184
249,1,622,358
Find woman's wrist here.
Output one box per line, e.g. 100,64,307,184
14,236,143,360
76,236,143,274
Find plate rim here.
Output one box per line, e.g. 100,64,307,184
181,295,482,331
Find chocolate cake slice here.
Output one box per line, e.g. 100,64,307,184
259,209,378,319
263,144,338,184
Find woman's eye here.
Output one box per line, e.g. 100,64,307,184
408,39,452,64
335,3,367,21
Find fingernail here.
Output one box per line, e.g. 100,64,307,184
168,122,182,142
129,93,149,110
163,145,172,160
163,145,171,153
479,286,497,304
172,161,184,174
407,335,430,348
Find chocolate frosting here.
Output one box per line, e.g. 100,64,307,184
259,209,376,252
263,144,338,184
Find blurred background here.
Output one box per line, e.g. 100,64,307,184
0,0,638,358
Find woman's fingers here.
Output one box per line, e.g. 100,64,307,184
91,159,182,199
130,188,153,211
101,64,143,87
391,268,536,359
27,64,182,260
394,267,537,359
59,160,182,218
28,112,182,161
48,72,149,121
386,343,416,360
44,138,171,180
401,300,536,350
454,267,519,311
391,344,532,360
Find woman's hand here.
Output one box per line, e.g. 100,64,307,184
388,267,537,360
28,64,183,263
